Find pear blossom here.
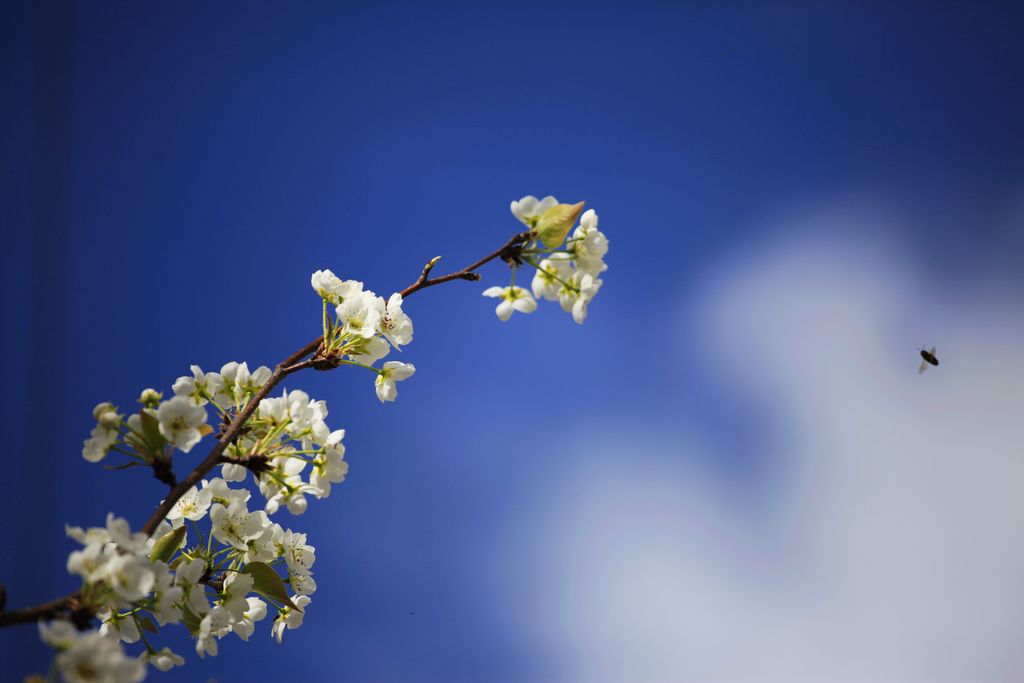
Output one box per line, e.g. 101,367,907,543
83,403,123,462
271,595,311,643
148,563,183,625
51,628,146,683
83,424,119,463
237,365,272,396
146,647,184,672
483,286,537,321
204,477,251,507
531,254,573,301
231,597,268,641
336,290,385,339
510,194,558,227
39,620,79,649
196,606,231,658
348,335,391,365
375,361,415,402
172,365,225,406
98,609,141,644
259,456,314,515
105,513,149,555
175,558,211,616
570,208,609,276
220,572,255,621
221,461,248,482
155,396,208,453
310,269,362,304
570,272,603,324
210,501,267,550
167,484,212,522
309,430,348,498
103,553,157,602
281,530,316,577
378,293,413,348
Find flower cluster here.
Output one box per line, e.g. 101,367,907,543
66,358,343,679
44,484,319,681
483,195,609,323
41,197,609,681
309,273,416,402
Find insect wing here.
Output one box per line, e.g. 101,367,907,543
918,358,929,374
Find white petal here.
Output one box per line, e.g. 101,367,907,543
496,300,514,321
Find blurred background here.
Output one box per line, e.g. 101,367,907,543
3,1,1024,681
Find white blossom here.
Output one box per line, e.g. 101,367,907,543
98,609,141,644
220,572,255,621
510,194,558,227
570,208,609,276
335,290,385,339
375,361,415,403
531,254,573,302
102,553,156,603
378,293,413,348
231,597,268,641
311,269,362,304
172,365,224,407
204,477,250,507
155,396,208,453
570,272,603,324
210,501,266,550
483,285,537,321
167,485,212,522
83,424,119,463
146,647,184,672
348,335,390,366
40,624,146,683
196,606,231,658
270,595,311,643
175,557,210,616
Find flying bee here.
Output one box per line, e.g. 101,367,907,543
918,346,939,374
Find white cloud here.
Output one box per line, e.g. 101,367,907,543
496,216,1024,682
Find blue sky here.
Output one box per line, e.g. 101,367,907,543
2,2,1024,681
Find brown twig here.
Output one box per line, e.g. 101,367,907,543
398,230,533,299
0,229,532,630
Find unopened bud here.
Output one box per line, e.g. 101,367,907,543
98,411,122,430
92,402,116,420
138,388,163,407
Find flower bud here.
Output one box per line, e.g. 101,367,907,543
138,388,163,407
92,402,116,420
98,410,122,430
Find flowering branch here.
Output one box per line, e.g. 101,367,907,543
4,195,609,681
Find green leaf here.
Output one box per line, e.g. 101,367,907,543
149,526,187,564
535,201,584,249
241,561,300,610
138,410,168,454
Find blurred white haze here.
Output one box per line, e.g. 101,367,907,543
498,206,1024,682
